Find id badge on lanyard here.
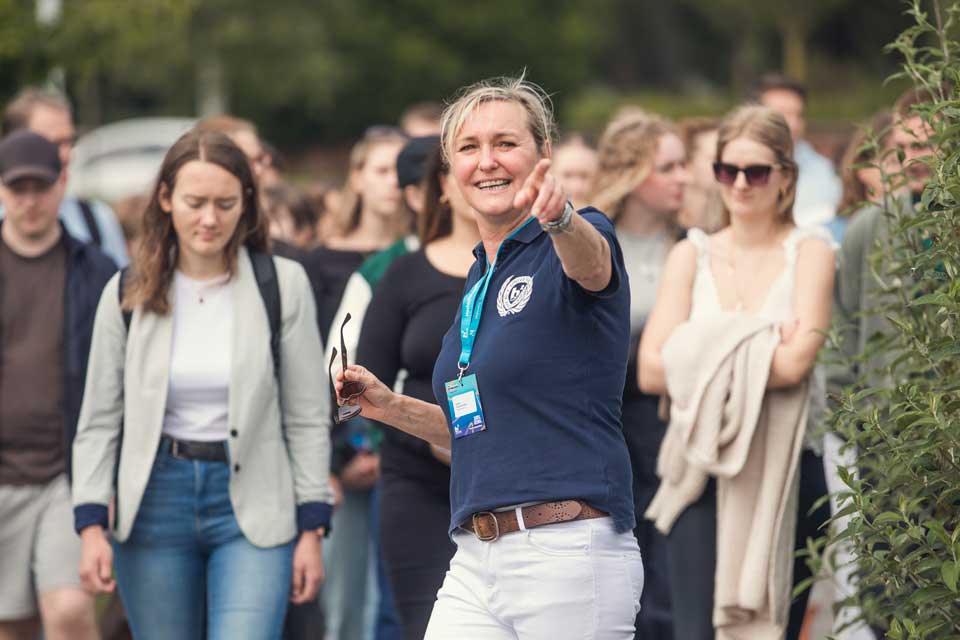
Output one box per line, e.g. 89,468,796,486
445,374,486,439
445,217,535,439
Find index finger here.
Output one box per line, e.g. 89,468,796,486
514,158,552,210
527,158,551,188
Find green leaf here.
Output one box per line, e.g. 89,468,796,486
889,618,904,640
942,561,958,593
874,511,905,525
908,585,951,606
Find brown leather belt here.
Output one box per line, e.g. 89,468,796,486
461,500,608,542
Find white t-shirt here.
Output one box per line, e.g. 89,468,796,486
162,271,233,442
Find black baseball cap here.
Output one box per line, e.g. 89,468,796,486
396,135,440,188
0,130,62,186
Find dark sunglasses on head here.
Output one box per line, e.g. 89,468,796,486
712,162,776,187
327,313,367,424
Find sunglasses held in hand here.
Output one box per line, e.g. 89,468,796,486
712,162,777,187
328,313,367,424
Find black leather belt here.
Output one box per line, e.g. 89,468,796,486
160,435,228,462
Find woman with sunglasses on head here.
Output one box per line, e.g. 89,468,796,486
347,143,479,640
335,75,641,639
70,130,334,640
590,107,689,640
638,105,834,640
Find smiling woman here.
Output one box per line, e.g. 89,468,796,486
71,130,335,640
336,76,643,639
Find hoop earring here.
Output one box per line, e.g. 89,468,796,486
439,194,449,205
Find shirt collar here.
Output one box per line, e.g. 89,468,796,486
471,215,544,261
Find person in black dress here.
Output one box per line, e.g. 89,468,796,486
355,145,478,640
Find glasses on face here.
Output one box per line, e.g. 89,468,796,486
712,163,776,187
328,313,367,424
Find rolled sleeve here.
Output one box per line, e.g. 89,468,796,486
296,502,334,535
74,503,109,534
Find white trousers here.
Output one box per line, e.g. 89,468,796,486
424,517,644,639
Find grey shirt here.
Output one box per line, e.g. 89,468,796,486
616,228,672,332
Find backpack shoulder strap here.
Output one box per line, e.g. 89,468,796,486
117,267,133,332
250,251,282,383
77,199,103,248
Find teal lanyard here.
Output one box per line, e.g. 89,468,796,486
457,217,535,378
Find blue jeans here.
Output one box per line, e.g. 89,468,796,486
112,444,294,640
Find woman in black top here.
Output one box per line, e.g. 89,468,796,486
356,145,478,640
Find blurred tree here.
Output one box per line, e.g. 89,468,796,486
0,0,922,146
680,0,852,85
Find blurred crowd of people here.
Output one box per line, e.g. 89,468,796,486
0,70,935,640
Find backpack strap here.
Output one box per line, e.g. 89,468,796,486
117,267,133,331
250,251,282,384
78,199,103,248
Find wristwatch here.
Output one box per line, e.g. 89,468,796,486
541,201,575,235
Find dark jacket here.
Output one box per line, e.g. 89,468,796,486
0,222,117,479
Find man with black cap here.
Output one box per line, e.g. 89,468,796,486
2,86,129,268
0,130,115,639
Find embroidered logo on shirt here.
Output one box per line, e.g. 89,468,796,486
497,275,534,317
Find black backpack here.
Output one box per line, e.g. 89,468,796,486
117,251,282,381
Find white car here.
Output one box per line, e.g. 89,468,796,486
67,117,196,203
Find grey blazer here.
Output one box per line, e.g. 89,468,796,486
72,248,334,547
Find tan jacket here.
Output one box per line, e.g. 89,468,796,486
646,313,809,639
72,248,334,547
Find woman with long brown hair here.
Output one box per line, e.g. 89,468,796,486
71,130,334,640
322,128,410,252
355,143,478,640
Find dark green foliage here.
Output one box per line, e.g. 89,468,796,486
0,0,917,145
826,2,960,636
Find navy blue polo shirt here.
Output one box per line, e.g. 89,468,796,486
431,208,635,535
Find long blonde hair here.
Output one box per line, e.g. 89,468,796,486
323,129,410,242
715,105,798,225
590,109,675,222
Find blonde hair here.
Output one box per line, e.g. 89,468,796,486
590,108,675,221
323,129,409,241
715,105,798,224
440,74,556,164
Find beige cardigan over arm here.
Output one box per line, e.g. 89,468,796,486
645,313,810,640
